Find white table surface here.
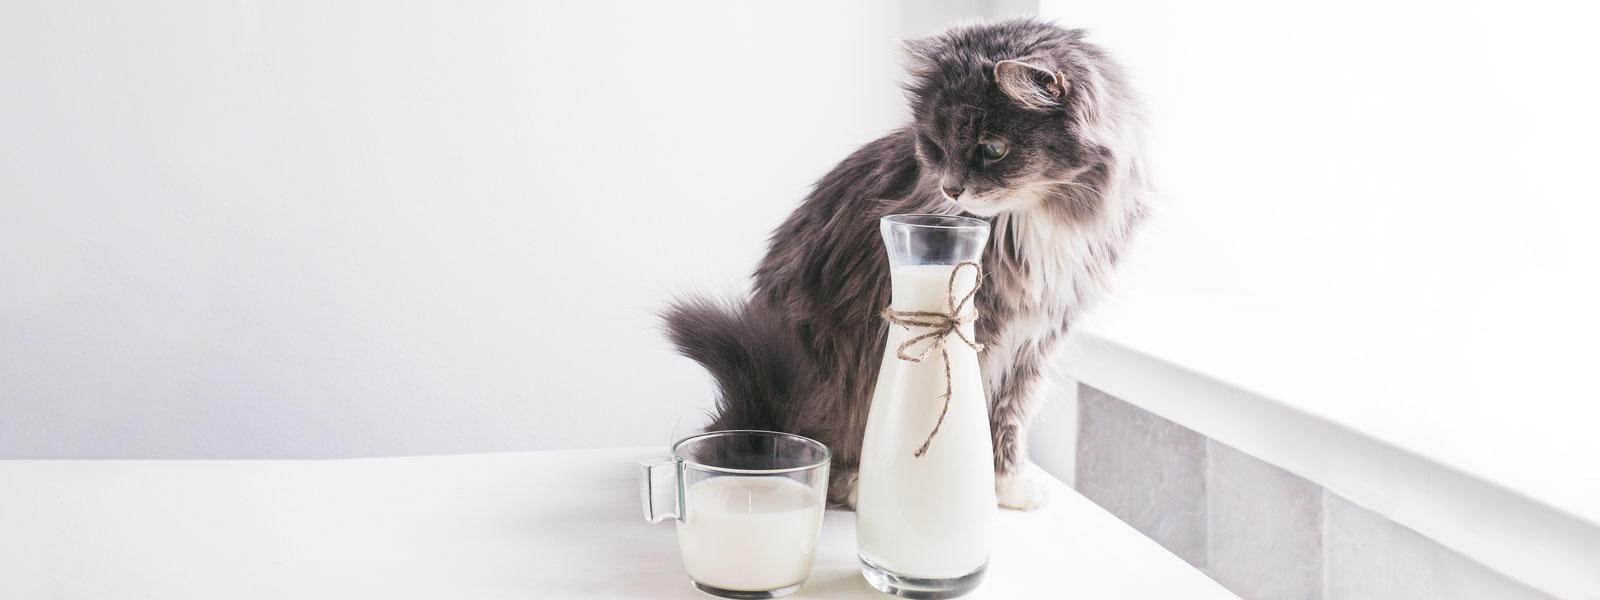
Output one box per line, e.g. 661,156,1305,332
0,447,1236,599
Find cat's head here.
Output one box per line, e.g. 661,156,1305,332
902,20,1135,221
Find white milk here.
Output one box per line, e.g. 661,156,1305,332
676,476,825,591
856,265,997,578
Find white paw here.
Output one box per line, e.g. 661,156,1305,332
996,471,1051,511
833,470,859,510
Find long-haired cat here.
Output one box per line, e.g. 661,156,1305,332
664,19,1147,510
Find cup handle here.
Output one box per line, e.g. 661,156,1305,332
639,457,679,524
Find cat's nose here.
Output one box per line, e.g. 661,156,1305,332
942,186,964,199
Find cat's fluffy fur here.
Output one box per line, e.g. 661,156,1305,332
664,19,1147,509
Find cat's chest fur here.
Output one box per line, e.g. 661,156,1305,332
969,195,1120,398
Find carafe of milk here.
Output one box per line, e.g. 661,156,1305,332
856,213,995,599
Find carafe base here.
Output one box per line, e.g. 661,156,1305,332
690,580,803,599
858,554,987,599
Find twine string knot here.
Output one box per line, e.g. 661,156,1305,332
879,260,986,458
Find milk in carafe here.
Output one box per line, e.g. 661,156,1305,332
856,264,996,580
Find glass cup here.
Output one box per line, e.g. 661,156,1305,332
640,430,831,599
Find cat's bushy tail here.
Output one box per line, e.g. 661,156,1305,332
662,296,809,433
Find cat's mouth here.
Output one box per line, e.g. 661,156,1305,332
953,193,1012,217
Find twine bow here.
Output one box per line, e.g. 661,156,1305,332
880,260,986,458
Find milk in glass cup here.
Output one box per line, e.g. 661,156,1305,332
640,430,831,599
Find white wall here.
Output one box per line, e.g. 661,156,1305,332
0,1,1002,458
1042,0,1600,331
1039,0,1600,464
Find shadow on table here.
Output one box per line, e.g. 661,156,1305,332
796,571,883,599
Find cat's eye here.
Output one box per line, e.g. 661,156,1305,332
922,139,944,161
981,142,1009,160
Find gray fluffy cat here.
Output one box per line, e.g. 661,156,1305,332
665,19,1147,510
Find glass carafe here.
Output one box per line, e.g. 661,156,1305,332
856,214,996,598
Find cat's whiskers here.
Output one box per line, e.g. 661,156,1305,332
1023,179,1106,213
1024,179,1107,199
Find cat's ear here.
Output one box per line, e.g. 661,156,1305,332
994,59,1070,110
898,37,939,75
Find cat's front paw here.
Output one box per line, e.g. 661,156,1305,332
996,471,1051,511
829,468,859,509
